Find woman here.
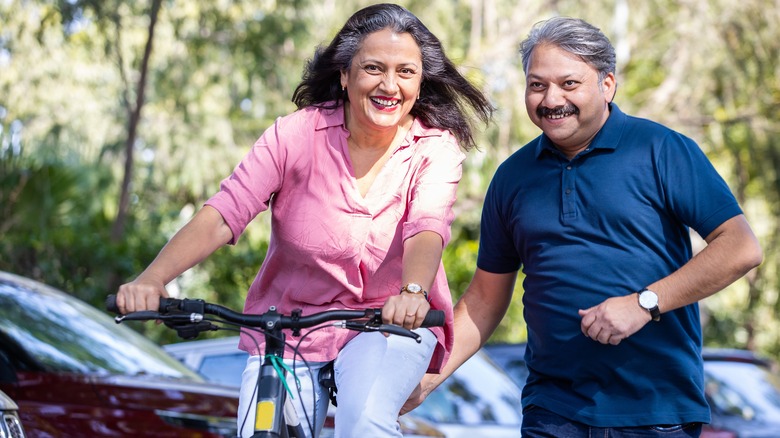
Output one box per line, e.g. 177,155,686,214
116,3,492,437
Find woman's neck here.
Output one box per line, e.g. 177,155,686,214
344,106,413,151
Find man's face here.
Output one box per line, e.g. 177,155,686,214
524,43,616,158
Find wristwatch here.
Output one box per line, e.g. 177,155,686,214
400,283,429,302
637,288,661,322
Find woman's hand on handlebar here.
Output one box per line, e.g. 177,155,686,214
382,293,431,330
116,275,169,314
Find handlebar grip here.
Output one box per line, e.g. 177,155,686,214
105,294,179,314
421,309,445,327
105,294,119,313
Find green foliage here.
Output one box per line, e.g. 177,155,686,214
0,142,168,307
1,0,779,364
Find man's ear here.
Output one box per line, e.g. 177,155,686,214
602,72,617,103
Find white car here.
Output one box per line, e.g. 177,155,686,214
164,336,523,438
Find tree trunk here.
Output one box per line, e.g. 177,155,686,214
111,0,162,243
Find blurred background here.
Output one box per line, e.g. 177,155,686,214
1,0,778,359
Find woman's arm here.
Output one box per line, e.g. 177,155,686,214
116,205,233,313
382,230,443,329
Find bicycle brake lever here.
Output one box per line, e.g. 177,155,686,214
114,312,205,324
338,321,370,332
339,321,421,343
114,311,161,323
375,324,422,343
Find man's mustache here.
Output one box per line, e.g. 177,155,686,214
537,104,579,118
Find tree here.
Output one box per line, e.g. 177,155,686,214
1,0,779,359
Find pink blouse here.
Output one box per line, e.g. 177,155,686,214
205,104,464,373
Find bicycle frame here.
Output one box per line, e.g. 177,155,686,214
251,316,307,438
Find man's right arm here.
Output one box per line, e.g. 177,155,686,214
401,267,517,414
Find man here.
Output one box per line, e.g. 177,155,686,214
403,16,762,437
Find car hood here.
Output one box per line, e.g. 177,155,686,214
96,374,240,417
9,371,239,417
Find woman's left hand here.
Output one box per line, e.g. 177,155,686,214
382,293,431,330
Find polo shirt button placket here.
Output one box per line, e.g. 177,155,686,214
561,161,577,220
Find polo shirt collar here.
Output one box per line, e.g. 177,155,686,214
535,103,626,159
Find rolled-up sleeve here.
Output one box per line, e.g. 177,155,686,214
403,135,465,246
205,119,287,244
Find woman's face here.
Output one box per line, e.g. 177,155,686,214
340,28,423,134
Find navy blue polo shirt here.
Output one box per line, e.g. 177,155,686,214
478,104,742,426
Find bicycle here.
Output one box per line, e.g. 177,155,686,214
105,294,444,438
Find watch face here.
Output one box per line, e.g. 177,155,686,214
406,283,422,293
639,290,658,308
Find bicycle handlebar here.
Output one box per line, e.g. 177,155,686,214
105,294,445,341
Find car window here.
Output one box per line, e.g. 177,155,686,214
413,351,523,426
198,352,247,387
0,277,202,380
705,360,780,421
482,344,528,390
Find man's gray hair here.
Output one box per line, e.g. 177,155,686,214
520,17,616,81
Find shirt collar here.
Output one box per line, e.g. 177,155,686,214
315,103,346,131
315,102,445,145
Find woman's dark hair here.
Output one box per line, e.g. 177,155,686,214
292,3,492,151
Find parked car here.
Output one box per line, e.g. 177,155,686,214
165,336,524,437
0,389,26,438
482,342,780,438
701,347,780,438
480,343,528,390
0,271,239,437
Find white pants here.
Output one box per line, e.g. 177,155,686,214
238,329,436,438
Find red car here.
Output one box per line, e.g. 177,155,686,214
0,271,239,437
